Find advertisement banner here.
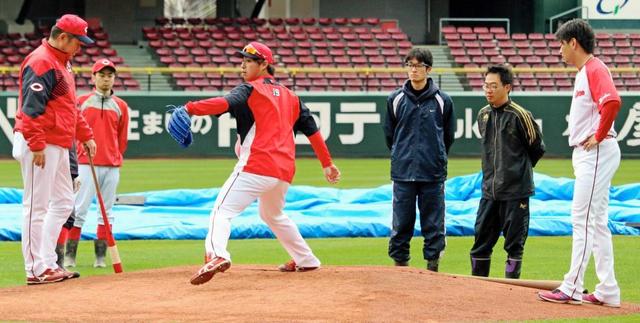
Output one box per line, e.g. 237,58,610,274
582,0,639,19
1,92,639,158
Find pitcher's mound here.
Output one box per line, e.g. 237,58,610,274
1,265,638,322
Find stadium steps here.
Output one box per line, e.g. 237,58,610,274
111,44,174,91
416,45,465,92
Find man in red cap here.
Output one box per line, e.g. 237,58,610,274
12,14,96,285
61,58,130,269
167,41,341,285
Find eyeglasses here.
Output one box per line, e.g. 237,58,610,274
405,62,430,69
482,83,502,91
242,44,265,60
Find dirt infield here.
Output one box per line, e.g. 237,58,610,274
1,265,638,322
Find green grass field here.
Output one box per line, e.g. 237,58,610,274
1,157,639,321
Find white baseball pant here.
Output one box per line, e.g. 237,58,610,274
12,132,73,277
205,171,320,268
559,138,621,304
74,165,120,227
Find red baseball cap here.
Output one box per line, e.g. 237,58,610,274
236,41,274,64
55,14,94,45
92,58,116,74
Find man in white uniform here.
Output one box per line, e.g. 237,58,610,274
538,19,622,308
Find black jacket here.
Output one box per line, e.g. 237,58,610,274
384,78,456,182
477,100,545,200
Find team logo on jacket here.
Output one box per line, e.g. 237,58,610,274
272,89,280,97
29,83,44,92
574,90,585,98
519,203,528,209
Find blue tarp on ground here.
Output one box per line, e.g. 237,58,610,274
1,172,639,241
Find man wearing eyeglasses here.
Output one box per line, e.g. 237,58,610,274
12,14,96,285
383,48,456,272
169,41,341,285
470,64,545,280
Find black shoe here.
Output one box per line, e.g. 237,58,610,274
394,260,409,266
427,259,439,272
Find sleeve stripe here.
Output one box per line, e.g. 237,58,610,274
392,92,404,118
509,103,537,145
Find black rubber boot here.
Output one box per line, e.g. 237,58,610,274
471,257,491,277
394,260,409,266
55,244,65,268
64,239,79,268
505,258,522,279
94,239,108,268
427,259,439,272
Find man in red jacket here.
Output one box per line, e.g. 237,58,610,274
12,14,96,285
179,42,341,285
63,58,129,268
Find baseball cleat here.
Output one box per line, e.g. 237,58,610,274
278,259,319,272
57,267,80,280
537,289,582,305
190,257,231,285
582,293,621,308
26,268,67,285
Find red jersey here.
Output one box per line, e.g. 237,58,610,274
13,39,93,151
186,76,332,183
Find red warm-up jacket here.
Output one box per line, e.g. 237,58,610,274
76,90,129,167
14,39,93,151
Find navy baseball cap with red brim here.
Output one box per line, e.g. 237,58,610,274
55,14,94,45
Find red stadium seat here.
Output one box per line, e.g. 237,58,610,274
501,48,518,57
285,18,300,26
441,26,456,34
268,18,284,26
302,18,316,26
318,18,332,26
365,18,380,26
334,18,348,25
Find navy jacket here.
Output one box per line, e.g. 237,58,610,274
384,79,456,182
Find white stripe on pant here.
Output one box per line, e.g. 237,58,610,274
559,138,621,304
12,132,73,277
205,171,320,268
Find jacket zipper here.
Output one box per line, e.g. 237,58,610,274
492,110,497,200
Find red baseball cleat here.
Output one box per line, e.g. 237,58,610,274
278,259,319,272
57,267,80,280
190,257,231,285
583,293,621,308
538,289,582,305
26,268,67,285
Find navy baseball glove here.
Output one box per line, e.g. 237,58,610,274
166,105,193,148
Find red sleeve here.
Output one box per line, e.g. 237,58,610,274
308,131,332,168
587,60,620,111
185,97,229,116
595,100,621,142
75,111,93,142
117,98,129,156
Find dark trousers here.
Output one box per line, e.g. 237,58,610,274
388,181,445,262
470,197,530,259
